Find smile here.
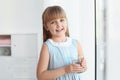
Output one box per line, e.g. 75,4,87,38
56,28,64,32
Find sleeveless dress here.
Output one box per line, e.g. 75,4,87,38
45,37,81,80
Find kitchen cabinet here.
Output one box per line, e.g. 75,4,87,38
0,35,11,56
0,34,38,80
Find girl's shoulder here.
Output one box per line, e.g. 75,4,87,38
70,37,82,47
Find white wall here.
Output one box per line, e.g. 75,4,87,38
0,0,41,34
42,0,95,80
0,0,42,80
106,0,120,80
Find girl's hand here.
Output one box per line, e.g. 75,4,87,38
64,63,83,73
80,58,87,72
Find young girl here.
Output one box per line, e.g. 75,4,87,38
37,5,87,80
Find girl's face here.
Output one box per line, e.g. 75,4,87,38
46,18,67,38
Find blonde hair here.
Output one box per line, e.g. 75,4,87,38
42,6,70,42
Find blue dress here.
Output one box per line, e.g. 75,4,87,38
45,37,81,80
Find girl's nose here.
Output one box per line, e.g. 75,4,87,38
56,21,61,27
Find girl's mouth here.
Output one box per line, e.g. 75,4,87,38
56,28,64,32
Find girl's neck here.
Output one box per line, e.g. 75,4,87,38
51,36,67,42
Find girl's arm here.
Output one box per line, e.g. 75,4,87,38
37,43,66,80
77,40,87,72
37,43,81,80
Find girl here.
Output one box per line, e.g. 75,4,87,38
37,5,87,80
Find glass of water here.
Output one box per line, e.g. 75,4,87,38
72,58,82,65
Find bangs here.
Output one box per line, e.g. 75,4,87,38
43,6,66,24
47,11,66,22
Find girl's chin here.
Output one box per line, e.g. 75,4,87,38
55,34,66,37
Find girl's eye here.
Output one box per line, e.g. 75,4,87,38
50,21,55,24
60,19,64,22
